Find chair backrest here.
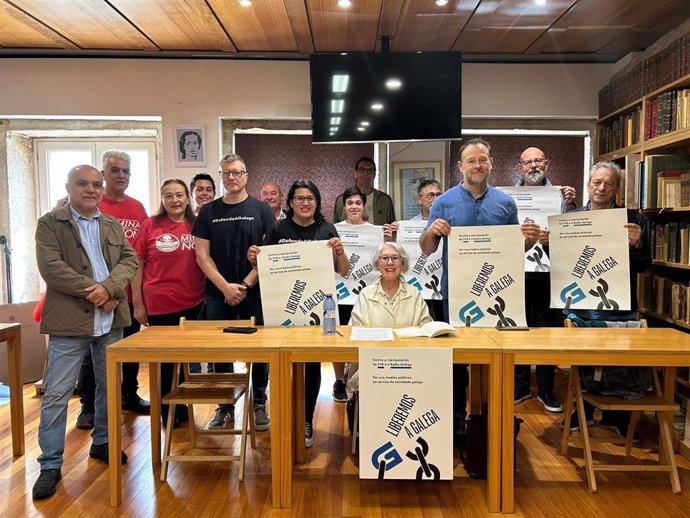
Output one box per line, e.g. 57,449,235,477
179,316,256,329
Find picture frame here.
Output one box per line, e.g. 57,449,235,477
392,161,444,220
174,124,206,167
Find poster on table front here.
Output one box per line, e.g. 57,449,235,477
447,225,527,327
548,208,630,310
396,220,444,301
359,347,453,480
498,186,563,272
335,224,383,305
257,240,338,326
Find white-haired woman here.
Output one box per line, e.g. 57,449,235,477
347,242,432,394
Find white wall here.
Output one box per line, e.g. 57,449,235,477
0,59,614,183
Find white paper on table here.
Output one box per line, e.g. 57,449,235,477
396,220,444,300
350,327,394,341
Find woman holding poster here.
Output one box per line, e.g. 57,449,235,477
248,179,349,447
131,179,205,427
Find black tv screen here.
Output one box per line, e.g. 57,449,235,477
310,52,462,144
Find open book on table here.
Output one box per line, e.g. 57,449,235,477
393,321,457,338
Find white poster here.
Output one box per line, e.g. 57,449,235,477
548,208,631,311
359,347,453,480
498,186,563,272
396,220,444,300
447,225,527,327
257,240,338,326
335,224,383,305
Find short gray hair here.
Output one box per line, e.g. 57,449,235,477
101,150,131,170
371,242,409,274
589,161,622,187
220,153,245,167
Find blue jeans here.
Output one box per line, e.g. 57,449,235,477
37,328,123,469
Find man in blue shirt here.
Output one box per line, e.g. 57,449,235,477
420,138,540,433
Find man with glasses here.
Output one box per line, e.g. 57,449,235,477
334,156,395,225
192,153,274,432
419,138,540,439
513,147,577,413
411,179,442,220
77,151,150,433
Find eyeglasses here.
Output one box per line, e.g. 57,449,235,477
293,195,316,204
356,166,376,175
519,158,547,167
109,166,131,175
379,255,401,263
463,157,490,167
219,169,247,178
422,192,442,200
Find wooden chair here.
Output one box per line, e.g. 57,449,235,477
160,317,257,482
560,318,680,493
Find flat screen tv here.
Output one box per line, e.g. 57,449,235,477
310,52,462,144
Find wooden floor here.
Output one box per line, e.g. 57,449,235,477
3,366,690,517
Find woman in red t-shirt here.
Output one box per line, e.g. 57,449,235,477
132,179,205,426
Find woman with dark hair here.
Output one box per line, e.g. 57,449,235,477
132,179,205,426
248,179,349,447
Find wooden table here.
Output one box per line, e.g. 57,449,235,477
486,327,690,514
0,322,24,456
105,325,285,507
279,326,503,513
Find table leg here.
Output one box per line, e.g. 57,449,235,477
278,351,291,508
107,355,122,506
293,362,306,463
487,353,502,513
7,329,24,456
660,367,677,465
501,353,515,513
149,362,161,465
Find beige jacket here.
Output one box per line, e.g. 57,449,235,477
349,276,432,327
35,204,138,336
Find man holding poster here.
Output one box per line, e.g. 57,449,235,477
248,179,349,448
419,138,540,429
549,161,650,321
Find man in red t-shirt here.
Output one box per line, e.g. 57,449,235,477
76,151,149,427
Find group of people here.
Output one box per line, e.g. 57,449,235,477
32,139,649,500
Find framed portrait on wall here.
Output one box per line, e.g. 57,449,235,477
174,124,206,167
392,161,444,220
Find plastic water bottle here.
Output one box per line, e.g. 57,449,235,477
323,294,336,334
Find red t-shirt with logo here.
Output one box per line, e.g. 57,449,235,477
133,216,205,315
98,194,148,302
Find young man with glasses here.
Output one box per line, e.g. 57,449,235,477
411,179,443,221
333,156,395,225
513,147,577,414
192,153,275,432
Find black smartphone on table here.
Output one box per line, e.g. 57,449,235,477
223,326,257,334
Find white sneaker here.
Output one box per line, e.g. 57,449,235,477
305,421,314,448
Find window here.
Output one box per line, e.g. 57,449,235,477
35,139,159,215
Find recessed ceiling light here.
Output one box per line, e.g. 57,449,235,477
331,100,344,113
360,121,370,126
370,102,384,111
338,0,352,7
435,0,449,5
238,0,252,6
534,0,546,5
332,74,349,93
385,78,402,90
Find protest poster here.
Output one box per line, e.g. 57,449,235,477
396,220,444,300
334,223,383,305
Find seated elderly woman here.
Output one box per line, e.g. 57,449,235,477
347,242,432,392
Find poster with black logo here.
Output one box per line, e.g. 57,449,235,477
257,240,338,326
447,225,527,327
359,347,452,480
498,186,563,272
548,208,630,310
334,223,383,305
396,220,444,300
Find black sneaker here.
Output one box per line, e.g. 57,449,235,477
305,421,314,448
537,390,563,413
607,423,641,444
76,406,95,430
332,379,348,403
514,385,532,404
121,394,150,415
562,410,595,432
32,469,61,500
89,443,128,465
